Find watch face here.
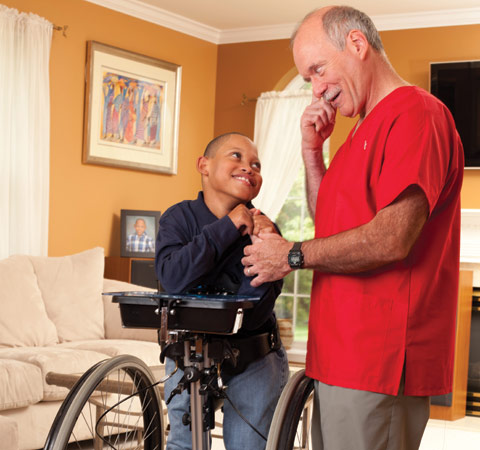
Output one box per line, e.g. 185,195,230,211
289,242,304,268
290,254,301,264
288,251,303,268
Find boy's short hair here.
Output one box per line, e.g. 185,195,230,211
203,132,251,157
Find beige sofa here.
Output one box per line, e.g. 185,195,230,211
0,247,162,450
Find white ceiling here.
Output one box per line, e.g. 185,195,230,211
86,0,480,44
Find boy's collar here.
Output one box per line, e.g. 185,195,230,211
196,191,254,216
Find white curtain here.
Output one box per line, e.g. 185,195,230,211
0,5,52,258
253,87,312,221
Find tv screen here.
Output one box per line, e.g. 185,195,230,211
430,61,480,168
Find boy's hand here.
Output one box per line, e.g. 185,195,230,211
250,208,277,236
228,204,254,236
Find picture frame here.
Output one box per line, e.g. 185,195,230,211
83,41,181,174
120,209,161,258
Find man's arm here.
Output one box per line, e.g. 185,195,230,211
303,147,327,218
303,185,429,273
242,185,429,286
300,96,336,217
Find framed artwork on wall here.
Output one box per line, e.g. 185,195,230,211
120,209,161,258
83,41,181,174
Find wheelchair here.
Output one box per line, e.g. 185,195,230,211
43,291,315,450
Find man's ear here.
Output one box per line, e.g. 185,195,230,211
196,155,209,175
346,29,368,60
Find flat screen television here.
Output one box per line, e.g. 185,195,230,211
430,60,480,168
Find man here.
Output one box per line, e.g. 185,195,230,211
242,6,464,450
126,218,155,252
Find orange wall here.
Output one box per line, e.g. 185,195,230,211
215,24,480,209
4,0,217,256
215,40,294,138
3,1,480,257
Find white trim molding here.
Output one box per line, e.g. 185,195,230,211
84,1,480,44
372,7,480,33
460,209,480,287
84,0,221,43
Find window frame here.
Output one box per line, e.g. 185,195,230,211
275,140,329,356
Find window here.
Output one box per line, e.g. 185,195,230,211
274,143,329,344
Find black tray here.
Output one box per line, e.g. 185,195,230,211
105,292,260,335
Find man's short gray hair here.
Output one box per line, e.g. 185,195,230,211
292,6,384,53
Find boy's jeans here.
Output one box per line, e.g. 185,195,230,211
164,346,289,450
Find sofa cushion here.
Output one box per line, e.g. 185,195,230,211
0,359,43,411
0,347,109,401
59,339,161,367
0,415,18,450
0,255,58,348
29,247,105,342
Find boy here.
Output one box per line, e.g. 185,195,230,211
155,132,289,450
126,218,155,253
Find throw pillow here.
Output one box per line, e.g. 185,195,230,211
30,247,105,342
0,255,58,347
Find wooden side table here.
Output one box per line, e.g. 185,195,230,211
104,256,157,289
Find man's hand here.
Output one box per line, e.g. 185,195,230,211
250,208,277,236
242,233,293,287
301,96,336,151
228,204,254,235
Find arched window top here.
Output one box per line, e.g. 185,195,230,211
284,74,311,92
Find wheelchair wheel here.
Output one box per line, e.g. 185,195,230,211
44,354,164,450
266,369,315,450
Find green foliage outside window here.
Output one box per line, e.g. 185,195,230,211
274,166,314,341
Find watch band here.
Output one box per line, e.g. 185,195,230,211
288,241,304,269
291,242,302,252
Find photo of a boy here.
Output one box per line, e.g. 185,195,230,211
126,217,155,253
155,132,288,449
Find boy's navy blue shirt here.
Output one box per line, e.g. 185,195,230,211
155,191,282,335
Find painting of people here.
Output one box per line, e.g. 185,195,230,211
83,41,181,174
101,73,164,150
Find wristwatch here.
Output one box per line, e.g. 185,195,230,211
288,242,304,269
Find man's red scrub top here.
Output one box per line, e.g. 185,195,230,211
306,86,464,396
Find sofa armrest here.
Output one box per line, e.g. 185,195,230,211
103,278,158,343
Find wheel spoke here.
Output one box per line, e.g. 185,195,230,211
44,355,164,450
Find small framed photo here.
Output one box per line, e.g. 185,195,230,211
83,41,181,174
120,209,161,258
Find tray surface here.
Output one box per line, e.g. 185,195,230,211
104,291,260,334
105,291,260,310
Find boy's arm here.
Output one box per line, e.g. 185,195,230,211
155,211,241,293
238,272,282,299
236,268,283,331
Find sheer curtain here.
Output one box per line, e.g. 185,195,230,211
0,5,52,258
253,78,312,220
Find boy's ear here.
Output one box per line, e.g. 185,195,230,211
196,155,209,176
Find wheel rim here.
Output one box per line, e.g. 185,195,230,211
45,355,164,450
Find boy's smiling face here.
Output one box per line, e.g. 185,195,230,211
134,219,146,236
198,134,262,209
